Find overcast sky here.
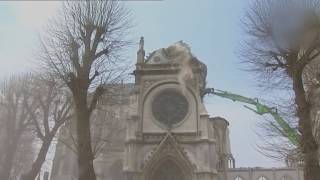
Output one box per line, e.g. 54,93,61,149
0,0,285,169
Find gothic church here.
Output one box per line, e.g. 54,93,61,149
51,38,303,180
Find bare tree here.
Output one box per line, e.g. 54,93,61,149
57,84,129,159
21,75,72,180
255,102,302,164
0,75,37,180
241,0,320,179
39,1,132,179
50,84,129,180
253,60,320,165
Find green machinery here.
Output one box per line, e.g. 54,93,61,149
204,88,300,146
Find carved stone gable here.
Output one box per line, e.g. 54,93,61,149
142,132,195,171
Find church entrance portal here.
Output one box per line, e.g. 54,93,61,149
150,159,185,180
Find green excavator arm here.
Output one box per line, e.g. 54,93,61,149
205,88,300,146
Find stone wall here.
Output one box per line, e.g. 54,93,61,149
220,167,303,180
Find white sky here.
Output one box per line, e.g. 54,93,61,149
0,2,59,77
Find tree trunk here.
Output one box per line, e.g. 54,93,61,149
292,70,320,180
75,92,96,180
21,136,54,180
0,135,19,180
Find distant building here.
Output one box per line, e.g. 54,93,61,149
51,39,303,180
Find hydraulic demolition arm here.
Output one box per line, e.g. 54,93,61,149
204,88,300,146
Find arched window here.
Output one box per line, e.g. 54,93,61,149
258,176,267,180
235,176,243,180
228,157,235,168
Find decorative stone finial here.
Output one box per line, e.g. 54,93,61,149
137,36,145,64
139,36,144,51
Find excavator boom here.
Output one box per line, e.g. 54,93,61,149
205,88,300,146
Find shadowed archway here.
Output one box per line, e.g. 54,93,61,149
150,159,185,180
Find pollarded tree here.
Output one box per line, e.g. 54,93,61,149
21,75,72,180
39,1,132,180
254,59,320,166
241,0,320,179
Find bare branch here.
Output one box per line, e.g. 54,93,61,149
88,86,104,115
241,1,320,177
36,2,133,179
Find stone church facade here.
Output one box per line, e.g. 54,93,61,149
50,39,303,180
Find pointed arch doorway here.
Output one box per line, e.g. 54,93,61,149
143,134,194,180
150,159,185,180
